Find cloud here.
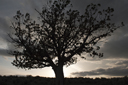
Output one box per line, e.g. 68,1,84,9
68,0,128,61
72,59,128,77
0,48,12,57
0,0,47,52
115,60,128,66
0,0,128,78
71,0,128,23
99,35,128,59
0,0,127,59
72,65,128,77
83,33,128,61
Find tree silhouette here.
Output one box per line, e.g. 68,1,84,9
9,0,123,85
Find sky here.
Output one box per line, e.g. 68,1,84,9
0,0,128,78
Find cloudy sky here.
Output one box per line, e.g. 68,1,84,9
0,0,128,78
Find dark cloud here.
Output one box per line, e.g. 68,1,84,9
0,48,11,57
72,59,128,77
0,0,127,56
0,17,11,41
71,0,128,23
99,35,128,59
0,0,47,57
72,65,128,77
69,0,128,61
0,0,128,77
24,0,47,10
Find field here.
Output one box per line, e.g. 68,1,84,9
0,75,128,85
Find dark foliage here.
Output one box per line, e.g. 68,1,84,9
0,75,128,85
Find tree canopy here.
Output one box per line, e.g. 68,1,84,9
9,0,124,70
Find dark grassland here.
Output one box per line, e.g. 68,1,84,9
0,75,128,85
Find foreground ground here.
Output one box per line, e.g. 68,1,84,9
0,75,128,85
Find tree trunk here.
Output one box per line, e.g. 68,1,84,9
53,65,65,85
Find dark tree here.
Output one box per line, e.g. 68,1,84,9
9,0,123,85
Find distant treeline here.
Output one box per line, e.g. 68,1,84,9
0,75,128,85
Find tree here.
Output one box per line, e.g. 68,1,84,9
9,0,123,85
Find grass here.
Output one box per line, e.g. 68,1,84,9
0,75,128,85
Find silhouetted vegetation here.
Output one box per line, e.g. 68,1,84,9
0,75,128,85
9,0,124,85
